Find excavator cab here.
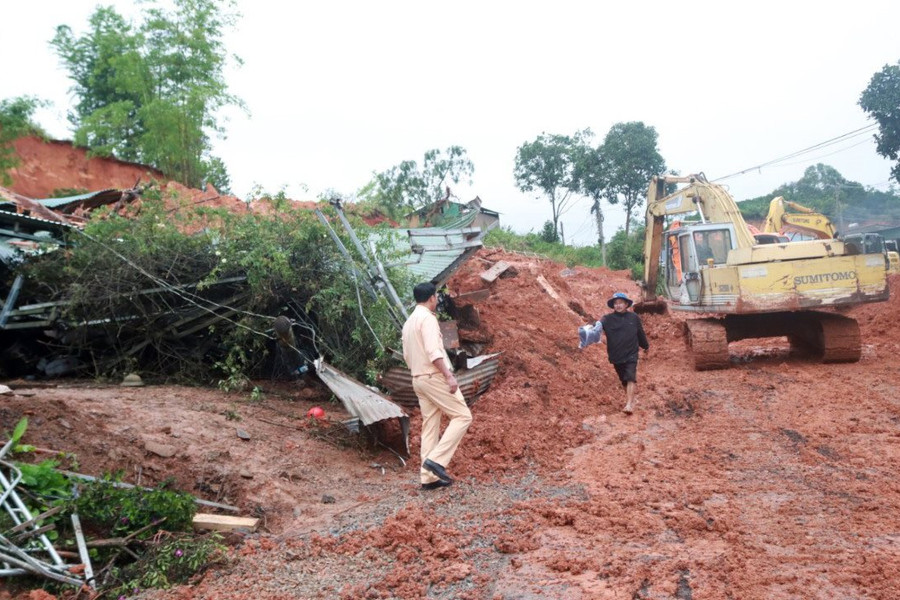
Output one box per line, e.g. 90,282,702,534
662,222,737,304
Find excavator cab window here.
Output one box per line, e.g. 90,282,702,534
691,229,732,267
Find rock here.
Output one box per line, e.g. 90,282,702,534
0,384,12,395
321,494,336,504
120,373,145,387
58,419,73,430
145,441,178,458
239,470,254,479
236,428,251,440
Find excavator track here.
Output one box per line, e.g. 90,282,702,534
817,314,861,363
685,318,729,371
787,312,861,363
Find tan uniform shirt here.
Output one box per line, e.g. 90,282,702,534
402,304,451,376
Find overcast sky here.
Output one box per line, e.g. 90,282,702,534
3,1,899,245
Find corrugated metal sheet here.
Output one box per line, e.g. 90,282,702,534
314,359,410,454
378,216,485,287
0,189,134,215
380,354,501,410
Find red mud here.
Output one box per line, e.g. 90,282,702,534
3,144,900,599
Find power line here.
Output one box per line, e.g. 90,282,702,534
713,124,878,182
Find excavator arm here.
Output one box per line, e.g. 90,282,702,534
640,173,755,303
763,196,836,239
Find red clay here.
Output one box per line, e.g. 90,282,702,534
3,143,900,600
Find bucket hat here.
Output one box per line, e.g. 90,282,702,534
607,292,633,308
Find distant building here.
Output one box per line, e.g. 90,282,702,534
406,196,500,233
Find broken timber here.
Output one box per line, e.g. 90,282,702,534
480,260,510,283
192,513,260,533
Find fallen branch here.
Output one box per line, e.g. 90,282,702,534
60,471,240,512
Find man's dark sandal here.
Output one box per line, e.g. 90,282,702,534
421,480,452,490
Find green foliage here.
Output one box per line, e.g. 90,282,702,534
513,130,590,240
74,479,196,535
16,191,403,383
599,122,666,236
539,220,559,243
358,146,475,218
571,141,611,255
737,163,900,227
52,0,244,188
17,460,72,502
484,227,603,268
6,448,219,597
110,533,226,596
0,96,46,185
860,60,900,185
49,187,90,198
605,225,646,280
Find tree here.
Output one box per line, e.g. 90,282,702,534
860,61,900,185
51,0,243,190
572,139,611,263
358,146,474,218
513,130,588,243
601,122,666,236
0,96,45,185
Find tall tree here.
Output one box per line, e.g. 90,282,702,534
572,139,611,263
51,0,243,190
358,146,474,218
860,60,900,185
0,96,45,185
513,130,588,242
601,122,666,236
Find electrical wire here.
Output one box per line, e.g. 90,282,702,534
773,137,874,169
713,124,878,182
73,227,275,340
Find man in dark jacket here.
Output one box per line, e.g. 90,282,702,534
600,292,649,414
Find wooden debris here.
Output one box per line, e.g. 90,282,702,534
451,289,490,304
192,513,259,533
439,320,460,349
480,260,510,283
70,513,94,588
535,275,561,300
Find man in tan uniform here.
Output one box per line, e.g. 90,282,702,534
401,282,473,490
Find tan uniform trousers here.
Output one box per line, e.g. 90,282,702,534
413,373,472,484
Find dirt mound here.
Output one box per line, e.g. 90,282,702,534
5,137,900,598
8,136,164,198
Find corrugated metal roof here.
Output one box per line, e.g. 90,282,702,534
0,189,129,214
380,353,501,410
314,358,410,455
377,214,484,286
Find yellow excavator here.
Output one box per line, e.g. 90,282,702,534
762,196,899,274
762,196,836,240
639,174,889,370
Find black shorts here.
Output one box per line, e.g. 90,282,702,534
613,361,638,385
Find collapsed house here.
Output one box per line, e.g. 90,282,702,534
0,186,502,458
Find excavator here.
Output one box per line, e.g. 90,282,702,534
639,174,889,370
762,196,836,240
763,196,899,274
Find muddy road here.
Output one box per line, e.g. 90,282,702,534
3,253,900,599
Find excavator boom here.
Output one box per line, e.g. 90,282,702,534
763,196,836,239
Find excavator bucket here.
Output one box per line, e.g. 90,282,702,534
633,298,667,314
